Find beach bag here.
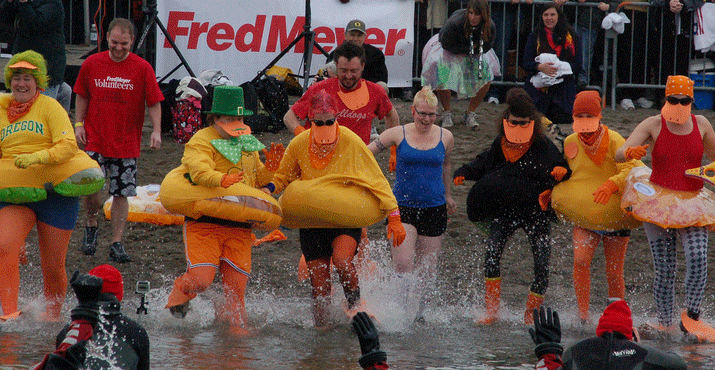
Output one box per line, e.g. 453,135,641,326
266,65,303,95
170,97,203,144
253,76,289,131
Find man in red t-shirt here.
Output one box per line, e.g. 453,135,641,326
284,41,399,145
73,18,163,263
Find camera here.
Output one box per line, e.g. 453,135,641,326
136,280,150,294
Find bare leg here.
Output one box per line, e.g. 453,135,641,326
436,90,452,112
110,196,128,243
83,191,103,228
391,223,418,273
332,235,360,311
468,82,491,112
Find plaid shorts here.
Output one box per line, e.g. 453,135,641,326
86,151,137,197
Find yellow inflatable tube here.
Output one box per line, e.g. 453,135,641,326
0,151,104,203
159,167,282,230
279,174,388,229
104,184,184,225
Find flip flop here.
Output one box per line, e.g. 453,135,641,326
680,310,715,343
685,162,715,185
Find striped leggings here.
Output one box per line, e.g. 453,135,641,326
643,223,708,327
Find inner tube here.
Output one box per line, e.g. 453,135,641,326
0,151,104,203
159,167,282,230
279,174,388,229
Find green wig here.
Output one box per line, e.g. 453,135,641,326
4,50,49,90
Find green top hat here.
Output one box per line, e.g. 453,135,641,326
204,85,254,116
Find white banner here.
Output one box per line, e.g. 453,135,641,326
155,0,415,87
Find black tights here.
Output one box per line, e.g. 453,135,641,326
484,217,551,295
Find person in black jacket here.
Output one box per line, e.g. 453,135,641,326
0,0,65,100
453,88,569,325
56,265,150,370
421,0,497,128
530,301,687,370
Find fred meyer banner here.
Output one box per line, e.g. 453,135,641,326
155,0,415,87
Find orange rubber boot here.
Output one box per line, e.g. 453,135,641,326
478,278,501,324
524,291,544,325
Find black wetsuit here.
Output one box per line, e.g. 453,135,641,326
57,294,150,370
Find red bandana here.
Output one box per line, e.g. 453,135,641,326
7,91,40,123
545,28,574,57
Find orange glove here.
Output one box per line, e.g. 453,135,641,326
538,189,552,211
593,180,619,204
453,176,465,185
386,209,406,247
625,144,649,160
551,166,568,181
220,172,243,188
294,125,306,136
262,142,285,171
389,145,397,172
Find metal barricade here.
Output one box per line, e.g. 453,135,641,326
413,0,715,109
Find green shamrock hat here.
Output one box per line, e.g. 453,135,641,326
204,85,254,116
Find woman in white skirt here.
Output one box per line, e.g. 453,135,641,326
421,0,500,128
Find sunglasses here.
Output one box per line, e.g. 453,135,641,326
312,119,336,127
415,110,438,118
666,96,693,106
504,118,533,127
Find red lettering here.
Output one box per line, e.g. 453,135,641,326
335,28,345,45
266,16,305,53
385,28,407,56
365,28,386,51
207,23,234,51
313,26,334,54
235,15,266,52
165,11,193,48
188,22,209,49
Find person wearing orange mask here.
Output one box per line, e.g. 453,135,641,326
164,86,285,335
616,75,715,335
550,90,643,324
453,88,569,325
262,90,405,327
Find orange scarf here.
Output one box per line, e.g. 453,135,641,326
577,124,610,166
545,28,574,57
308,125,340,169
501,136,533,163
7,92,40,123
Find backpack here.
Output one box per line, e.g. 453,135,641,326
239,81,278,133
253,76,289,131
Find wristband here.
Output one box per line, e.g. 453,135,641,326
74,122,84,127
389,209,400,217
264,182,276,194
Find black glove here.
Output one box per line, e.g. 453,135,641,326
529,307,563,357
69,271,103,324
352,312,387,369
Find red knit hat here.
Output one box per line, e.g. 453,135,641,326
596,300,633,340
88,264,124,302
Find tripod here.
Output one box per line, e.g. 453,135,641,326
134,0,194,83
251,0,329,91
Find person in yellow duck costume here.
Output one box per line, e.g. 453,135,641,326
550,90,643,323
261,90,406,327
0,51,98,321
164,85,284,335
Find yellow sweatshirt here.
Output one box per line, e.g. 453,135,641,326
0,93,76,163
272,125,397,213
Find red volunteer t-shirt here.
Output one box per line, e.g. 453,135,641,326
291,78,393,144
74,52,164,158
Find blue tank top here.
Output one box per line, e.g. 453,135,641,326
393,126,446,207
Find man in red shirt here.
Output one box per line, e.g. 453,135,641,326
284,41,399,145
73,18,163,263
